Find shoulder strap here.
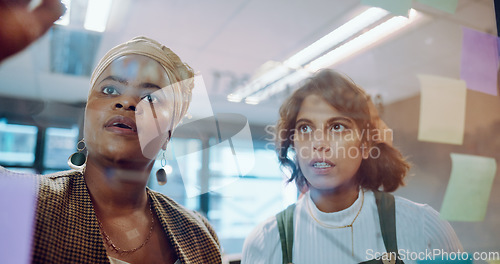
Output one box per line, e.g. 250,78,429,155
373,190,401,262
276,203,296,264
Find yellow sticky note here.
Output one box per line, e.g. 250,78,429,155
417,75,466,145
440,153,497,222
487,260,500,264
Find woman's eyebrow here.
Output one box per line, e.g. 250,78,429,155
99,75,128,85
99,76,161,90
140,82,162,89
327,117,353,124
295,118,311,124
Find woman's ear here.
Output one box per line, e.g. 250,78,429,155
161,130,172,151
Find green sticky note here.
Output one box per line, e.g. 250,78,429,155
416,0,458,14
440,153,497,222
361,0,412,17
417,75,467,145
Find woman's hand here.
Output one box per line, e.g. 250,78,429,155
0,0,65,62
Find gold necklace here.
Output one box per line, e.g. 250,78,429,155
306,190,364,257
97,206,155,254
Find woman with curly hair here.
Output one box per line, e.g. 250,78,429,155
242,69,462,264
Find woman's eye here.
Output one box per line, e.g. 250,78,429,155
142,94,158,103
102,86,119,95
298,125,312,133
331,123,346,132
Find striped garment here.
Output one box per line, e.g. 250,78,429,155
32,170,222,263
242,189,463,264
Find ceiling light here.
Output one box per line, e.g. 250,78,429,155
284,7,389,69
229,8,389,104
228,8,423,104
248,70,311,102
307,9,422,72
84,0,113,32
231,64,290,100
244,97,260,105
227,94,243,103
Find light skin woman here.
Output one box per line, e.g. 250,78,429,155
242,69,462,264
279,70,404,212
293,92,367,213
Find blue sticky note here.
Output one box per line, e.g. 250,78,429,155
417,253,472,263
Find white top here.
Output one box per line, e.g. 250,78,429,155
241,190,462,264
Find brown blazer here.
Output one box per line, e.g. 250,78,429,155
32,170,222,263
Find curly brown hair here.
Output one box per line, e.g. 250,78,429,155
276,69,409,192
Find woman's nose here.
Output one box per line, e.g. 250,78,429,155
312,131,331,152
313,143,331,152
114,96,137,111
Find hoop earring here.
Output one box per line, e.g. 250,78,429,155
68,139,87,170
156,151,167,186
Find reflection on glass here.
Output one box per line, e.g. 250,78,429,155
43,169,63,175
0,119,37,166
147,138,202,211
209,142,297,254
5,167,37,174
44,127,79,169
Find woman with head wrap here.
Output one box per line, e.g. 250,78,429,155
32,37,222,263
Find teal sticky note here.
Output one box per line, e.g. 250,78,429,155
416,0,458,14
417,254,472,263
440,153,497,222
361,0,412,17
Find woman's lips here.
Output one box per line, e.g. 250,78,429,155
309,159,335,174
104,116,137,135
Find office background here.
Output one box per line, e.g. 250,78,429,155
0,0,498,259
